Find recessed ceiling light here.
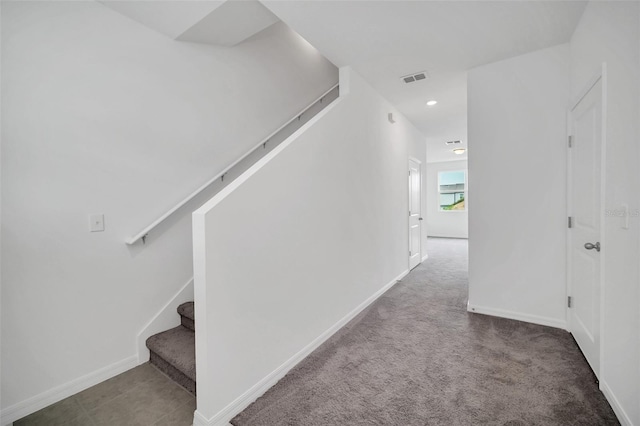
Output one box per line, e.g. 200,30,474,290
426,100,437,106
453,148,466,155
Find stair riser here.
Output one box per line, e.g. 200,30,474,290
150,351,196,396
181,316,195,332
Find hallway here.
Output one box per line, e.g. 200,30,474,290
232,238,618,425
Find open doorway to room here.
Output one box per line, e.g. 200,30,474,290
421,70,469,249
421,74,469,303
427,165,468,239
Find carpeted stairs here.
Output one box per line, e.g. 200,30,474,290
146,301,196,395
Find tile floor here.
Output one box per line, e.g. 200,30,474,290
14,363,195,426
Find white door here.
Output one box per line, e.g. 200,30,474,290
409,159,422,269
568,76,603,378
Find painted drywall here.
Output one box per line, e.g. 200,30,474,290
467,44,569,329
98,0,224,39
0,1,337,421
177,0,280,46
570,2,640,424
426,160,468,239
136,278,194,365
192,67,426,424
0,1,3,413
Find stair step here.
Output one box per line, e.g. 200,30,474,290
178,301,195,331
146,326,196,395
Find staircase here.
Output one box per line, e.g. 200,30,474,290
146,301,196,395
139,85,341,398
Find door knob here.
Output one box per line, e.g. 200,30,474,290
584,242,601,252
419,217,423,220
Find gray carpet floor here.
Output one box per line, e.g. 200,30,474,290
232,238,618,425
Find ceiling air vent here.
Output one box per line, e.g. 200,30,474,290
401,71,429,84
445,140,461,146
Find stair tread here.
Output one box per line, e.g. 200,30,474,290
177,301,194,321
146,326,195,381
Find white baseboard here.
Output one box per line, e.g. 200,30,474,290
192,410,234,426
600,380,632,426
1,355,138,426
192,411,211,426
421,253,429,262
137,278,194,364
467,303,567,330
193,269,409,426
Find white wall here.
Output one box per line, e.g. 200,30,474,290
0,1,337,421
570,2,639,424
426,160,468,239
192,67,426,425
467,44,569,329
0,1,3,413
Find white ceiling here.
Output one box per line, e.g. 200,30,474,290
99,0,225,39
262,1,587,162
100,0,279,47
177,0,279,46
100,0,587,163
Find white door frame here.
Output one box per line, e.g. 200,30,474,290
566,63,607,381
408,157,423,269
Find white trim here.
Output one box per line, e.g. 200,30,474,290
192,211,210,420
408,157,423,270
467,303,567,330
437,169,467,213
600,380,632,426
195,99,343,217
570,72,602,112
192,410,229,426
338,66,351,96
427,235,468,240
193,269,409,426
1,356,138,426
136,278,194,364
566,63,607,381
565,92,574,335
426,157,468,164
598,63,607,383
421,253,429,262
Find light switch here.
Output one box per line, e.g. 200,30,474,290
90,214,105,232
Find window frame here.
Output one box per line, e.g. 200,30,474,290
437,170,467,212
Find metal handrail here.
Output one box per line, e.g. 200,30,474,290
126,83,339,245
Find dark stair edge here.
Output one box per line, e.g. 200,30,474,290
149,351,196,396
146,327,195,381
146,326,195,383
181,316,195,332
178,301,195,331
177,301,194,321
